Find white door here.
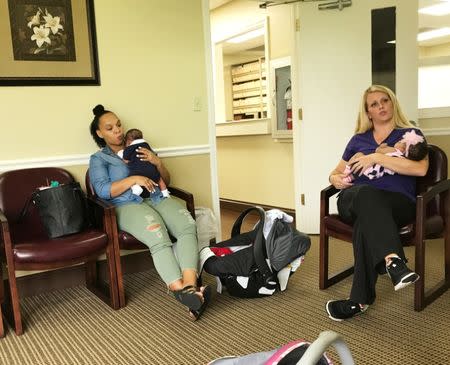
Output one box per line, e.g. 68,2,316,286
292,0,418,233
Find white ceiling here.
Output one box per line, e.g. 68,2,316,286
221,35,265,55
210,0,450,47
419,0,450,46
209,0,233,10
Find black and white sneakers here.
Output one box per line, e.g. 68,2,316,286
326,257,419,321
325,299,369,321
386,256,420,291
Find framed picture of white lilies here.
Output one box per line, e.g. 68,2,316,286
0,0,99,85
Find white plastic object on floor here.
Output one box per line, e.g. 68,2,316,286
297,330,354,365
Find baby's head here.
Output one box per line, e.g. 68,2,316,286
124,128,143,147
395,130,428,161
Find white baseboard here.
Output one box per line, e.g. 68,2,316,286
0,145,210,173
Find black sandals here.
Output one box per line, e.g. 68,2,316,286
173,285,203,311
189,285,211,321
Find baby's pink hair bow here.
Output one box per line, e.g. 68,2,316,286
402,130,424,157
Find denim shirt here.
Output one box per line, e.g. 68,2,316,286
89,146,142,206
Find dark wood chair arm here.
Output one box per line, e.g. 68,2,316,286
321,185,340,200
0,209,10,240
416,179,450,231
0,208,11,252
86,195,115,230
0,209,7,226
320,185,340,218
168,186,195,219
418,179,450,206
86,195,115,211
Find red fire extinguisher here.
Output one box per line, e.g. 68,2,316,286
285,85,292,130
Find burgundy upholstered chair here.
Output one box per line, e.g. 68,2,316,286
85,170,196,308
319,144,450,311
0,168,123,335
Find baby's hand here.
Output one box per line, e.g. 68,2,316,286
330,173,353,190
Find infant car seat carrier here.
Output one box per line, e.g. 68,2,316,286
203,206,311,298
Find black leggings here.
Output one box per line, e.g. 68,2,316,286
337,185,416,304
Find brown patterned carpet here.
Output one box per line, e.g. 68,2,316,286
0,226,449,364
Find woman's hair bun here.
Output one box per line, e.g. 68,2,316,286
93,104,105,116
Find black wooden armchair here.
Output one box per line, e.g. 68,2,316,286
0,168,122,335
319,144,450,311
85,170,195,308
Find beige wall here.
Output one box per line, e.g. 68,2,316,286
0,0,213,207
420,118,450,129
217,135,294,208
427,135,450,170
419,41,450,58
212,0,295,209
164,155,213,208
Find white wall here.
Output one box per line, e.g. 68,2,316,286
419,65,450,108
293,0,418,233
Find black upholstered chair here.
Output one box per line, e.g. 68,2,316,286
319,144,450,311
0,168,122,335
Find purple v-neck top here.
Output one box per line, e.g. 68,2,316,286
341,128,425,201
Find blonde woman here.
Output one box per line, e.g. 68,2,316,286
326,85,429,321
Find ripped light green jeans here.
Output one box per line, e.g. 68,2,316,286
115,197,198,285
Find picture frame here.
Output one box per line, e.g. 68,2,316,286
0,0,100,86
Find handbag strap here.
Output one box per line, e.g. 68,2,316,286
18,190,39,223
64,182,90,227
231,206,275,285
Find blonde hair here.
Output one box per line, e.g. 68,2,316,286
355,85,414,134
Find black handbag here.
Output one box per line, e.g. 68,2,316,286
20,182,88,238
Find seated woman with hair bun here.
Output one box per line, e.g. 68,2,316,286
88,104,210,320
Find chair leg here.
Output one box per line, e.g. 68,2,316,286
415,236,450,311
117,256,126,309
108,213,126,308
320,231,354,289
85,260,98,288
85,260,116,309
85,251,122,310
0,278,5,338
6,274,23,335
319,230,330,290
0,308,4,338
414,238,426,311
105,244,122,310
